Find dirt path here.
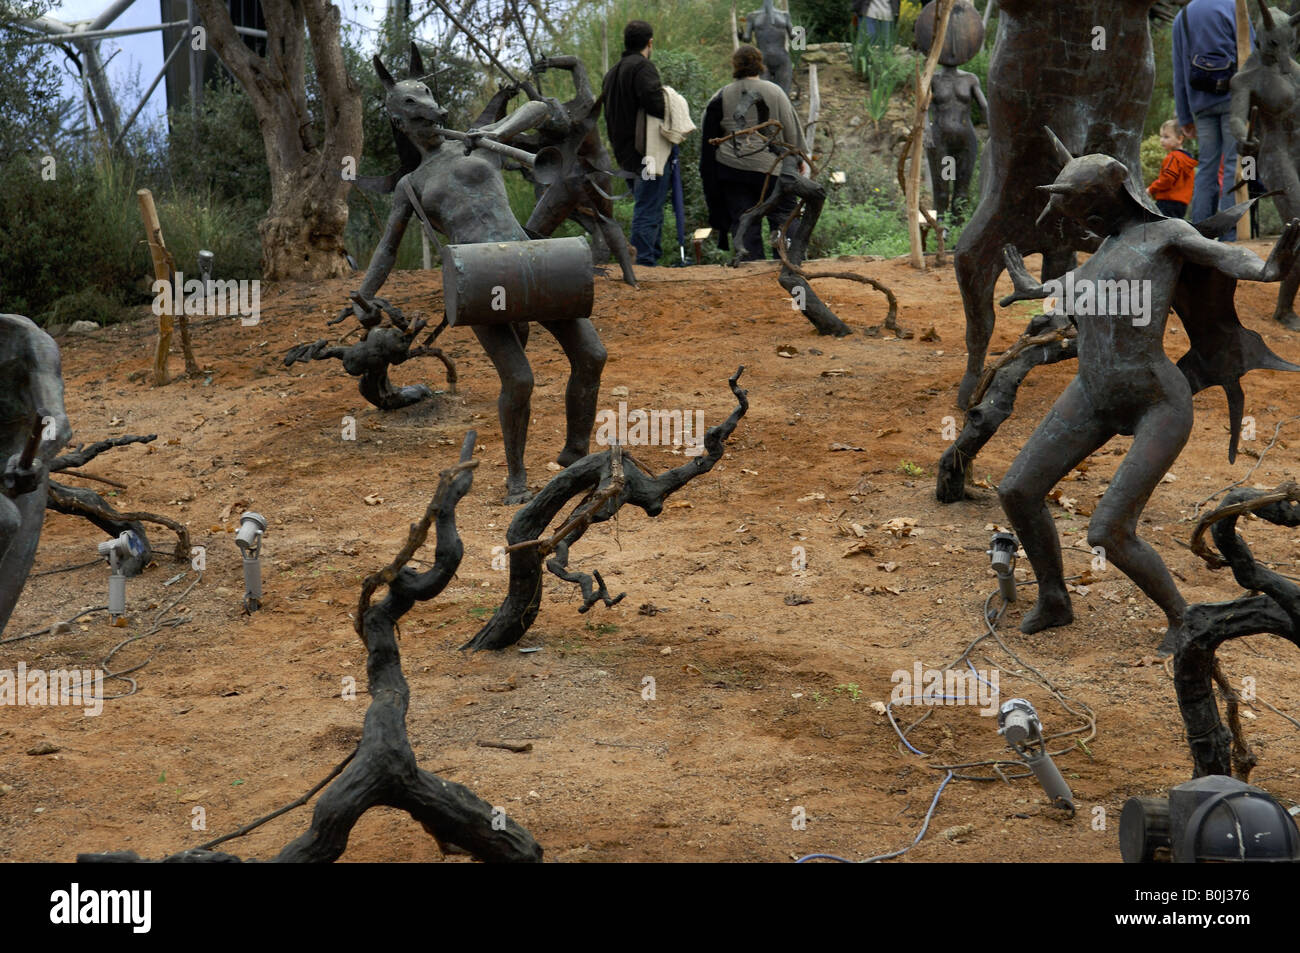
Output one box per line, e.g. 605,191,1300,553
3,249,1299,862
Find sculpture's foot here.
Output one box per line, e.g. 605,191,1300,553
1275,310,1300,332
379,384,433,410
503,487,535,505
1155,620,1185,658
556,446,586,468
1019,593,1073,634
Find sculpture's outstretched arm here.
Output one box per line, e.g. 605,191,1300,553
1176,218,1300,282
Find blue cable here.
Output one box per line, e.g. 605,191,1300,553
796,692,967,863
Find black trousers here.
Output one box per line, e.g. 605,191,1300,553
719,166,801,261
1155,198,1187,219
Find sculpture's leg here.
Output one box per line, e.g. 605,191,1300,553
471,324,534,503
1091,396,1193,655
926,145,951,226
581,179,639,287
1270,185,1300,329
952,129,978,225
953,202,1007,408
525,180,577,237
997,379,1112,633
539,317,607,468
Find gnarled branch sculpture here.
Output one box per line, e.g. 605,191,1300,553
463,367,749,652
285,295,456,411
1177,484,1300,779
78,432,543,863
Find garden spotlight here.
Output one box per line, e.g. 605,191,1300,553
236,511,267,612
998,697,1075,812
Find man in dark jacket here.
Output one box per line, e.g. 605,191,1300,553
1173,0,1252,238
603,20,668,265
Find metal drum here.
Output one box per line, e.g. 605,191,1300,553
442,237,594,327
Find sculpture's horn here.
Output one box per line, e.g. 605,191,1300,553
1258,0,1276,31
1037,183,1073,194
1043,126,1074,170
1289,10,1300,27
409,41,426,80
374,54,396,90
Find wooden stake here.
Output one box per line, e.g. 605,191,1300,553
731,1,740,51
1234,0,1251,231
137,188,172,386
906,0,957,270
805,63,821,142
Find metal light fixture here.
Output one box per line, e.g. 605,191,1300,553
235,511,267,612
1121,775,1300,863
97,530,143,622
988,531,1019,604
998,697,1075,812
198,249,214,286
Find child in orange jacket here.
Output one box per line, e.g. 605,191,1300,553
1148,119,1197,219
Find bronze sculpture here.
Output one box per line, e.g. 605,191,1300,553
356,46,607,504
1230,2,1300,328
740,0,797,93
1,315,72,632
994,137,1300,654
926,65,987,228
953,0,1158,409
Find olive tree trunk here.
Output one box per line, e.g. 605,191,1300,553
193,0,362,280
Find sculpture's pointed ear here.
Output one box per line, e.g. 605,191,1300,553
1289,10,1300,27
1259,0,1276,31
374,54,396,90
1043,126,1074,171
409,42,425,80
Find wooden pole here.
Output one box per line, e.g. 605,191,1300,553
907,0,957,269
137,188,172,386
731,1,740,51
1234,0,1250,231
805,63,821,142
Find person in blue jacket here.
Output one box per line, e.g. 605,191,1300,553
1173,0,1254,239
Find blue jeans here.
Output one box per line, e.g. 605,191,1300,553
863,17,895,47
631,151,674,266
1191,99,1238,239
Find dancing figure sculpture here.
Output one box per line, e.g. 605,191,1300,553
995,137,1300,654
356,46,606,503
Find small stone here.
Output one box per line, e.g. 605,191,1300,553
26,742,60,756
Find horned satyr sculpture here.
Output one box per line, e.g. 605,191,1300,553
995,133,1300,654
358,45,607,504
1231,1,1300,328
953,0,1158,409
1,315,72,632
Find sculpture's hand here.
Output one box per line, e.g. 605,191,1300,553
2,452,44,498
998,244,1047,307
532,57,550,73
463,129,484,155
1263,219,1300,281
1238,135,1260,159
